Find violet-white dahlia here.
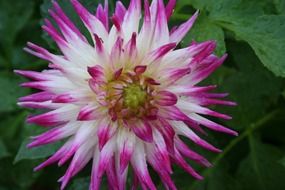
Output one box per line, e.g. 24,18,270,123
16,0,237,189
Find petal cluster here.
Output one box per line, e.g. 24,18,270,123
16,0,237,189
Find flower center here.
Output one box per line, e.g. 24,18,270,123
89,66,160,121
123,84,147,109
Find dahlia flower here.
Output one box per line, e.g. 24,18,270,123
16,0,237,189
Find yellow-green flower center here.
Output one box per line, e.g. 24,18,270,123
123,84,147,109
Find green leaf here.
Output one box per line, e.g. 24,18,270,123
220,41,283,130
273,0,285,14
185,0,285,77
237,136,285,190
0,73,29,113
0,140,10,159
230,15,285,78
14,138,63,163
281,156,285,167
182,13,226,56
0,0,34,47
208,0,285,77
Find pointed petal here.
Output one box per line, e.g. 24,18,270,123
155,90,178,106
170,11,199,43
128,120,153,142
131,140,156,190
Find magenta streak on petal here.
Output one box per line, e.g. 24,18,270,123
130,120,153,142
58,144,80,166
17,101,57,109
24,42,53,61
94,34,104,53
71,0,107,38
126,33,137,57
143,0,151,23
170,25,178,35
171,147,203,180
118,165,128,190
42,19,67,48
131,143,156,190
162,67,191,85
156,118,175,153
88,79,104,95
156,90,178,106
48,63,63,70
97,122,111,150
115,1,126,23
119,142,133,174
49,9,76,42
28,128,62,148
14,70,49,81
165,0,176,20
146,144,175,190
189,40,216,59
27,113,65,127
184,119,207,135
124,0,141,30
87,65,104,79
174,138,212,167
145,107,158,120
199,98,237,106
70,0,94,29
112,37,123,54
59,143,93,190
106,157,119,189
152,129,172,173
147,43,176,65
34,140,72,171
145,77,160,85
52,93,76,103
20,81,47,90
18,92,54,102
90,146,101,190
170,10,199,43
191,114,238,136
114,68,123,80
118,132,135,174
97,140,115,180
134,65,147,75
96,4,108,30
202,92,229,98
174,121,221,152
192,54,227,84
52,0,86,42
104,0,109,27
111,15,121,31
205,110,232,120
154,0,169,41
77,104,102,121
183,102,232,120
171,85,217,95
192,41,217,63
159,106,190,121
194,138,221,153
148,154,176,190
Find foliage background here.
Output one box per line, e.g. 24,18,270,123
0,0,285,189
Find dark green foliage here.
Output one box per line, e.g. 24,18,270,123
0,0,285,189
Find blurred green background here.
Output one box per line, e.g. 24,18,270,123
0,0,285,189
